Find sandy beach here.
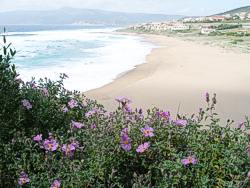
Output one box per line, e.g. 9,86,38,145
85,33,250,122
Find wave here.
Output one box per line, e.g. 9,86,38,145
8,28,155,91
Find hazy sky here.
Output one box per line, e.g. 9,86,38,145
0,0,249,16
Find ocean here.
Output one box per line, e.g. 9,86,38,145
1,25,154,91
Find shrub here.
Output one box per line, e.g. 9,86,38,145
0,33,249,188
217,24,242,30
231,39,244,45
0,28,20,143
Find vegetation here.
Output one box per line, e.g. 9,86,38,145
208,30,250,37
231,39,244,45
217,24,242,30
219,6,250,16
0,33,250,188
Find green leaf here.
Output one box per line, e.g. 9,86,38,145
10,48,16,57
3,46,7,55
3,35,6,44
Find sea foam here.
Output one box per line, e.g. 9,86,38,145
8,28,154,91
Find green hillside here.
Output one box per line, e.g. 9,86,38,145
219,6,250,15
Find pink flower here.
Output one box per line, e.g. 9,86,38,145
71,121,84,129
62,143,77,156
124,105,132,113
115,97,131,107
85,108,100,117
33,134,42,142
181,156,198,166
157,111,171,122
120,128,132,151
237,122,245,129
205,92,210,103
50,179,61,188
136,142,150,153
41,88,49,96
68,99,78,109
18,172,30,185
141,125,154,137
91,124,97,129
43,139,59,152
174,119,188,127
121,127,129,135
158,111,170,118
120,134,132,151
31,83,37,89
21,99,32,110
61,106,69,113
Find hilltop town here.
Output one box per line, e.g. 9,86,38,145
124,7,250,53
183,10,250,22
128,7,250,34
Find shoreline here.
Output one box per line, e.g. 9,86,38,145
12,28,154,92
85,32,250,122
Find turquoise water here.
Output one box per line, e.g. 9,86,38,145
3,25,154,91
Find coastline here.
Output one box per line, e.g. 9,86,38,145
11,27,154,92
85,32,250,122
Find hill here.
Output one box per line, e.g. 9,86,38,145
0,7,183,26
218,6,250,15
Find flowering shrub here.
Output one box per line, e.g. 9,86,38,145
0,33,250,187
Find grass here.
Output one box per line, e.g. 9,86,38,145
122,22,250,53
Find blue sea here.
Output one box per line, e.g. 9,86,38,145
1,25,154,91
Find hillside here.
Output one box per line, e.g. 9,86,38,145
0,7,183,26
219,6,250,15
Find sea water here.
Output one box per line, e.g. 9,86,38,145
1,25,154,91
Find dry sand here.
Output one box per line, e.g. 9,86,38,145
85,33,250,122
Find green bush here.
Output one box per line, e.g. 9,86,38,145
231,39,244,45
217,24,242,30
0,29,20,143
0,33,249,188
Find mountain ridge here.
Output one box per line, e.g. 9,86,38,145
218,6,250,15
0,8,183,26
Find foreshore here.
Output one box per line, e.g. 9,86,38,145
85,32,250,122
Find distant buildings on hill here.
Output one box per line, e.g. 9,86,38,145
128,10,250,35
128,21,247,35
182,12,250,23
129,22,191,33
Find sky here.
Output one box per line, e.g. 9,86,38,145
0,0,249,16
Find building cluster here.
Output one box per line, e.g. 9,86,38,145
130,22,191,32
183,16,224,22
231,11,250,20
129,12,250,35
182,12,250,23
130,21,218,34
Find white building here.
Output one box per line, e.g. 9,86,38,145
207,16,226,22
223,14,232,19
239,12,247,20
170,24,190,31
195,17,207,22
247,13,250,20
130,22,191,32
200,26,216,34
183,17,208,23
183,17,195,23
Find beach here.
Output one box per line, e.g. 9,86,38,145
85,33,250,122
